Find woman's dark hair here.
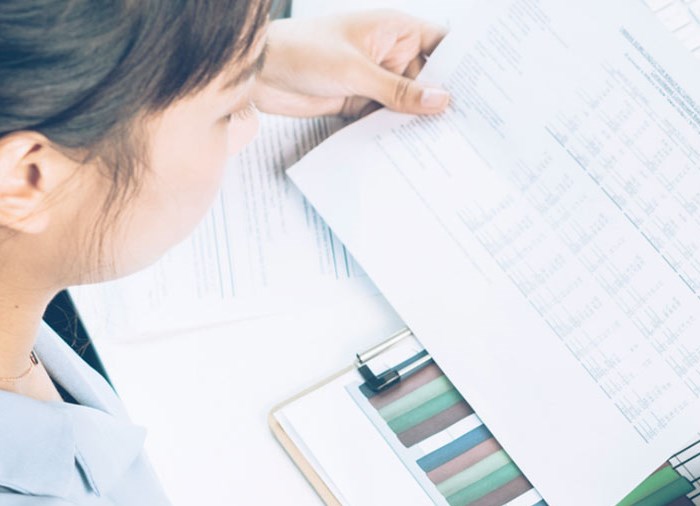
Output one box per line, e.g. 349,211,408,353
0,0,270,259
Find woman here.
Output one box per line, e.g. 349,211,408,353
0,1,449,503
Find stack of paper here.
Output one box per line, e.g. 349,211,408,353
288,0,700,503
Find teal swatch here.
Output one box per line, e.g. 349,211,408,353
379,376,454,421
446,462,522,506
437,450,512,497
387,389,463,433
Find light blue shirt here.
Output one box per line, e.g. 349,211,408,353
0,323,170,505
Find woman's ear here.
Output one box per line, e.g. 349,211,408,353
0,132,67,234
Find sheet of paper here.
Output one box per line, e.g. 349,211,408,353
277,367,435,506
291,0,471,27
292,0,700,61
71,114,378,341
288,1,700,504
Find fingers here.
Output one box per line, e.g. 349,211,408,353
252,82,346,117
354,57,450,115
420,21,448,56
405,56,425,80
351,14,449,114
338,96,381,118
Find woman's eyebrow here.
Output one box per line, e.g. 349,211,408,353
221,44,268,90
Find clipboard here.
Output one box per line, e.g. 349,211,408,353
269,329,700,506
268,328,428,505
269,366,350,506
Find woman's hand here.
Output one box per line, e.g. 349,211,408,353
253,10,450,117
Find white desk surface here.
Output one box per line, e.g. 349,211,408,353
93,293,403,505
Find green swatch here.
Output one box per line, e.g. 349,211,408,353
446,462,521,506
634,477,693,506
617,466,686,506
437,450,512,497
379,376,454,421
387,389,463,433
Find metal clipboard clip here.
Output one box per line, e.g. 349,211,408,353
355,328,433,393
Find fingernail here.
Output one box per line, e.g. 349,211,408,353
420,87,450,108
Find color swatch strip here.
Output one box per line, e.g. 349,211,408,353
361,363,474,447
361,363,539,506
359,358,695,506
619,466,694,506
669,438,700,504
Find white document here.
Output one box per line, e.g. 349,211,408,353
289,1,700,504
277,367,435,506
71,114,377,341
291,0,471,27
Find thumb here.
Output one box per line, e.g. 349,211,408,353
355,61,450,114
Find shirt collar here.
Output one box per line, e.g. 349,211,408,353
34,322,125,417
0,323,146,498
0,392,146,497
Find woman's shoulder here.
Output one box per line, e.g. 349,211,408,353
0,326,171,505
0,488,76,505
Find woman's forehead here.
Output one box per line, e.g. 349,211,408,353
219,24,269,92
219,42,268,92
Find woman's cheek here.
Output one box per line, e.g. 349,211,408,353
227,111,260,156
